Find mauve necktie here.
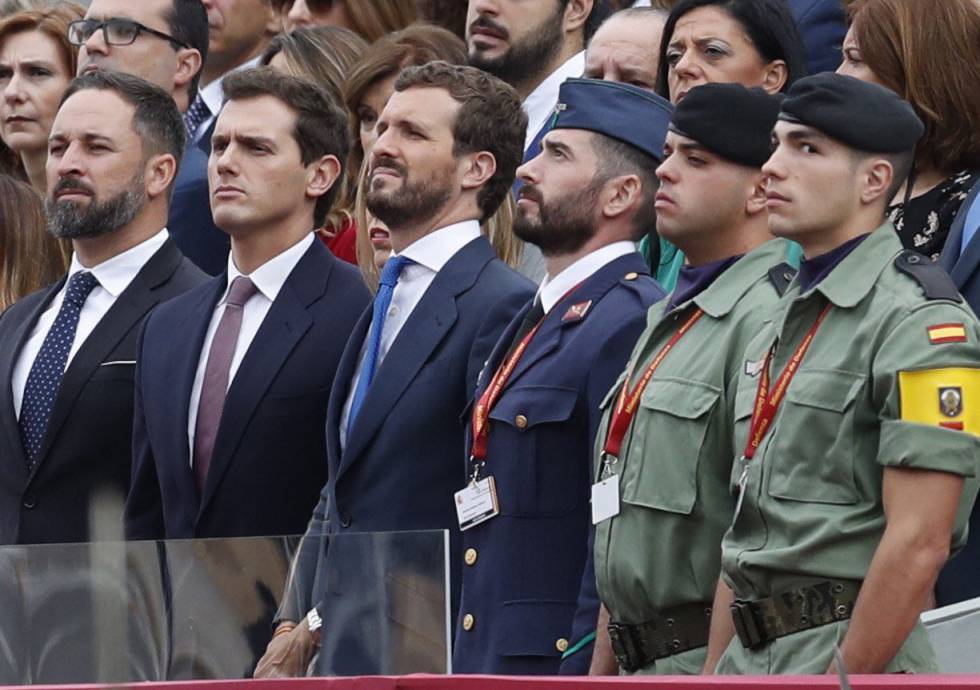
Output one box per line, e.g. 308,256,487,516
19,271,99,467
193,276,258,493
346,255,412,435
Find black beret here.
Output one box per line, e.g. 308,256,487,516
669,83,782,168
552,78,673,161
779,73,924,153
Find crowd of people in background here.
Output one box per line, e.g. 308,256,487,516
0,0,980,682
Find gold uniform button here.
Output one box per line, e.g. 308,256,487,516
464,548,478,566
556,638,569,653
624,272,639,281
462,614,475,631
515,414,528,429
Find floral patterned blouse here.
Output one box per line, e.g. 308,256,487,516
888,169,980,261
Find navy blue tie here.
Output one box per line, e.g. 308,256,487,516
19,271,99,467
183,95,211,140
347,255,412,435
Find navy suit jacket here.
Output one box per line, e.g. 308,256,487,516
168,124,230,276
124,240,370,540
452,253,663,676
788,0,846,75
936,175,980,606
277,235,534,675
0,239,205,545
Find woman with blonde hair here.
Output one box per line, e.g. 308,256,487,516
0,2,84,193
274,0,416,41
839,0,980,259
0,174,70,310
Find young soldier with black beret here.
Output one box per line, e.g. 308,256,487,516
708,73,980,675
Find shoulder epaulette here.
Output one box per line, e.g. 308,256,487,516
894,250,962,302
767,262,797,297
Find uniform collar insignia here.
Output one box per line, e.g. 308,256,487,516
562,300,592,323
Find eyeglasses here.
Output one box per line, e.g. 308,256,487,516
68,18,191,50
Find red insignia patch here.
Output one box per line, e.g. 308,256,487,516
562,300,592,323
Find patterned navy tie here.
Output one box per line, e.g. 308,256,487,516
19,271,99,467
183,95,211,140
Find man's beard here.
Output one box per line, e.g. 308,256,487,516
513,183,598,256
45,174,146,240
366,156,454,231
467,6,565,87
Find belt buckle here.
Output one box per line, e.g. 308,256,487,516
730,600,765,649
607,622,641,672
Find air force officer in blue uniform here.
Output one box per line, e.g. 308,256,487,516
452,79,672,676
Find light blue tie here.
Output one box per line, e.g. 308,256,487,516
347,255,412,435
959,195,980,258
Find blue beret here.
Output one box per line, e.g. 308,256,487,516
779,73,924,154
551,78,674,161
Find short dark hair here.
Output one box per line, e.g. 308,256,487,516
655,0,807,98
591,134,659,239
222,66,350,228
394,61,527,222
882,149,916,207
164,0,209,103
61,70,186,191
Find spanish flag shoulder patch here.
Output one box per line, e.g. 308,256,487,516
927,323,967,345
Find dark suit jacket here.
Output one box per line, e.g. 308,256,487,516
789,0,846,75
936,175,980,606
125,240,370,540
168,140,230,277
0,239,206,545
277,235,534,675
452,253,664,676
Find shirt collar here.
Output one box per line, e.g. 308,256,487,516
537,241,636,313
200,55,264,118
523,51,585,151
396,219,482,274
68,228,169,298
807,222,899,308
691,238,792,318
224,233,314,304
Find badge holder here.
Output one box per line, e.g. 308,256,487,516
591,452,621,524
455,458,499,531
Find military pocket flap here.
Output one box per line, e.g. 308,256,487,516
489,385,578,429
639,378,720,419
785,370,864,412
497,599,576,658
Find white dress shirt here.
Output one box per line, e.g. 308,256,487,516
187,233,314,458
536,241,637,314
190,55,263,146
339,220,483,448
522,51,585,152
11,229,169,419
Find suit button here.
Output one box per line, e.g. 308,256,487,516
515,414,528,429
464,548,478,566
556,638,569,653
22,494,36,509
340,513,352,528
462,613,475,631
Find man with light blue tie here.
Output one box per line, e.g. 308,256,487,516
254,62,534,678
937,176,980,606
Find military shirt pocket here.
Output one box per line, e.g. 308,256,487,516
621,378,720,515
767,369,865,505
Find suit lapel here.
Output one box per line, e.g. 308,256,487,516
29,240,183,481
948,183,980,286
0,282,63,478
326,309,370,473
197,243,326,513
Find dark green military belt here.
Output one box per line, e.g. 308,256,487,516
730,579,862,649
607,601,713,671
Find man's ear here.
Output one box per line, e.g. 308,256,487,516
460,151,497,192
563,0,593,36
746,171,768,216
860,158,894,206
173,48,203,94
760,60,788,95
601,173,642,221
307,154,343,201
145,153,178,199
264,2,281,37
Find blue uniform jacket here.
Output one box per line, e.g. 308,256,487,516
452,252,664,676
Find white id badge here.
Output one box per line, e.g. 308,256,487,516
454,476,499,531
732,464,749,527
591,476,620,524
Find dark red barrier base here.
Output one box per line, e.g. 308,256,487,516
9,675,980,690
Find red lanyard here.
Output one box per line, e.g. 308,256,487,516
742,303,832,461
602,308,706,460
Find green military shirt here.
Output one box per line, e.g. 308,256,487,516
717,224,980,675
593,239,791,675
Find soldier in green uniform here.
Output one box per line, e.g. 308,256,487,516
588,83,792,675
707,73,980,675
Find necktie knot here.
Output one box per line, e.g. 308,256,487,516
379,255,411,289
225,276,258,308
65,271,99,309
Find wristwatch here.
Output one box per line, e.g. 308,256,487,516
306,608,322,646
